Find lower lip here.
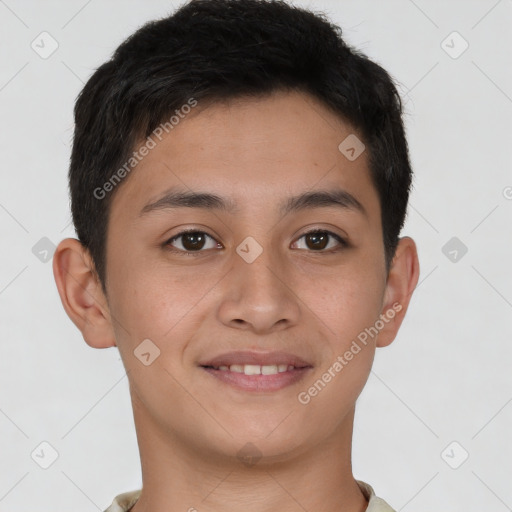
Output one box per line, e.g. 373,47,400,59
201,367,312,392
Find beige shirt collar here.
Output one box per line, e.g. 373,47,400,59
103,480,395,512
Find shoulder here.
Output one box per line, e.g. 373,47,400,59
103,489,141,512
356,480,396,512
104,483,395,512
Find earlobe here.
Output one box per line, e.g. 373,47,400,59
52,238,116,349
376,236,420,348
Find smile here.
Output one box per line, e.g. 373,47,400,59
198,350,313,391
205,363,296,375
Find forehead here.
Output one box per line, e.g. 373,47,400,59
108,90,380,222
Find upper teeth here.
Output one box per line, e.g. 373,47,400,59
216,364,295,375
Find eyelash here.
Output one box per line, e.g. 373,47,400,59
164,228,348,256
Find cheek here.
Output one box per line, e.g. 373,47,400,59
106,255,218,350
301,262,385,344
296,272,383,427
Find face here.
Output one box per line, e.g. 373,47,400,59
103,90,391,463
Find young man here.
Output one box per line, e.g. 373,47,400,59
53,0,419,510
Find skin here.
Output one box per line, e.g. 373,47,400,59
53,90,419,512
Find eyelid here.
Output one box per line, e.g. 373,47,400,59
165,228,221,256
293,228,348,250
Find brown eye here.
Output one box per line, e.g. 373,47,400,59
293,230,346,252
305,232,328,250
181,232,206,250
166,230,219,253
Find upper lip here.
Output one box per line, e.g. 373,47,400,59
199,350,313,368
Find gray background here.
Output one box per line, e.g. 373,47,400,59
1,0,511,510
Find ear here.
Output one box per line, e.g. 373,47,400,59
376,236,420,348
52,238,116,349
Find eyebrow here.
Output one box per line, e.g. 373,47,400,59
139,187,367,217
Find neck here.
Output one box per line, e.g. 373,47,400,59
129,395,367,512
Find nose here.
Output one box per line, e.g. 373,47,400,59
216,246,301,335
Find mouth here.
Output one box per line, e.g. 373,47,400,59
202,363,300,374
198,351,313,392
